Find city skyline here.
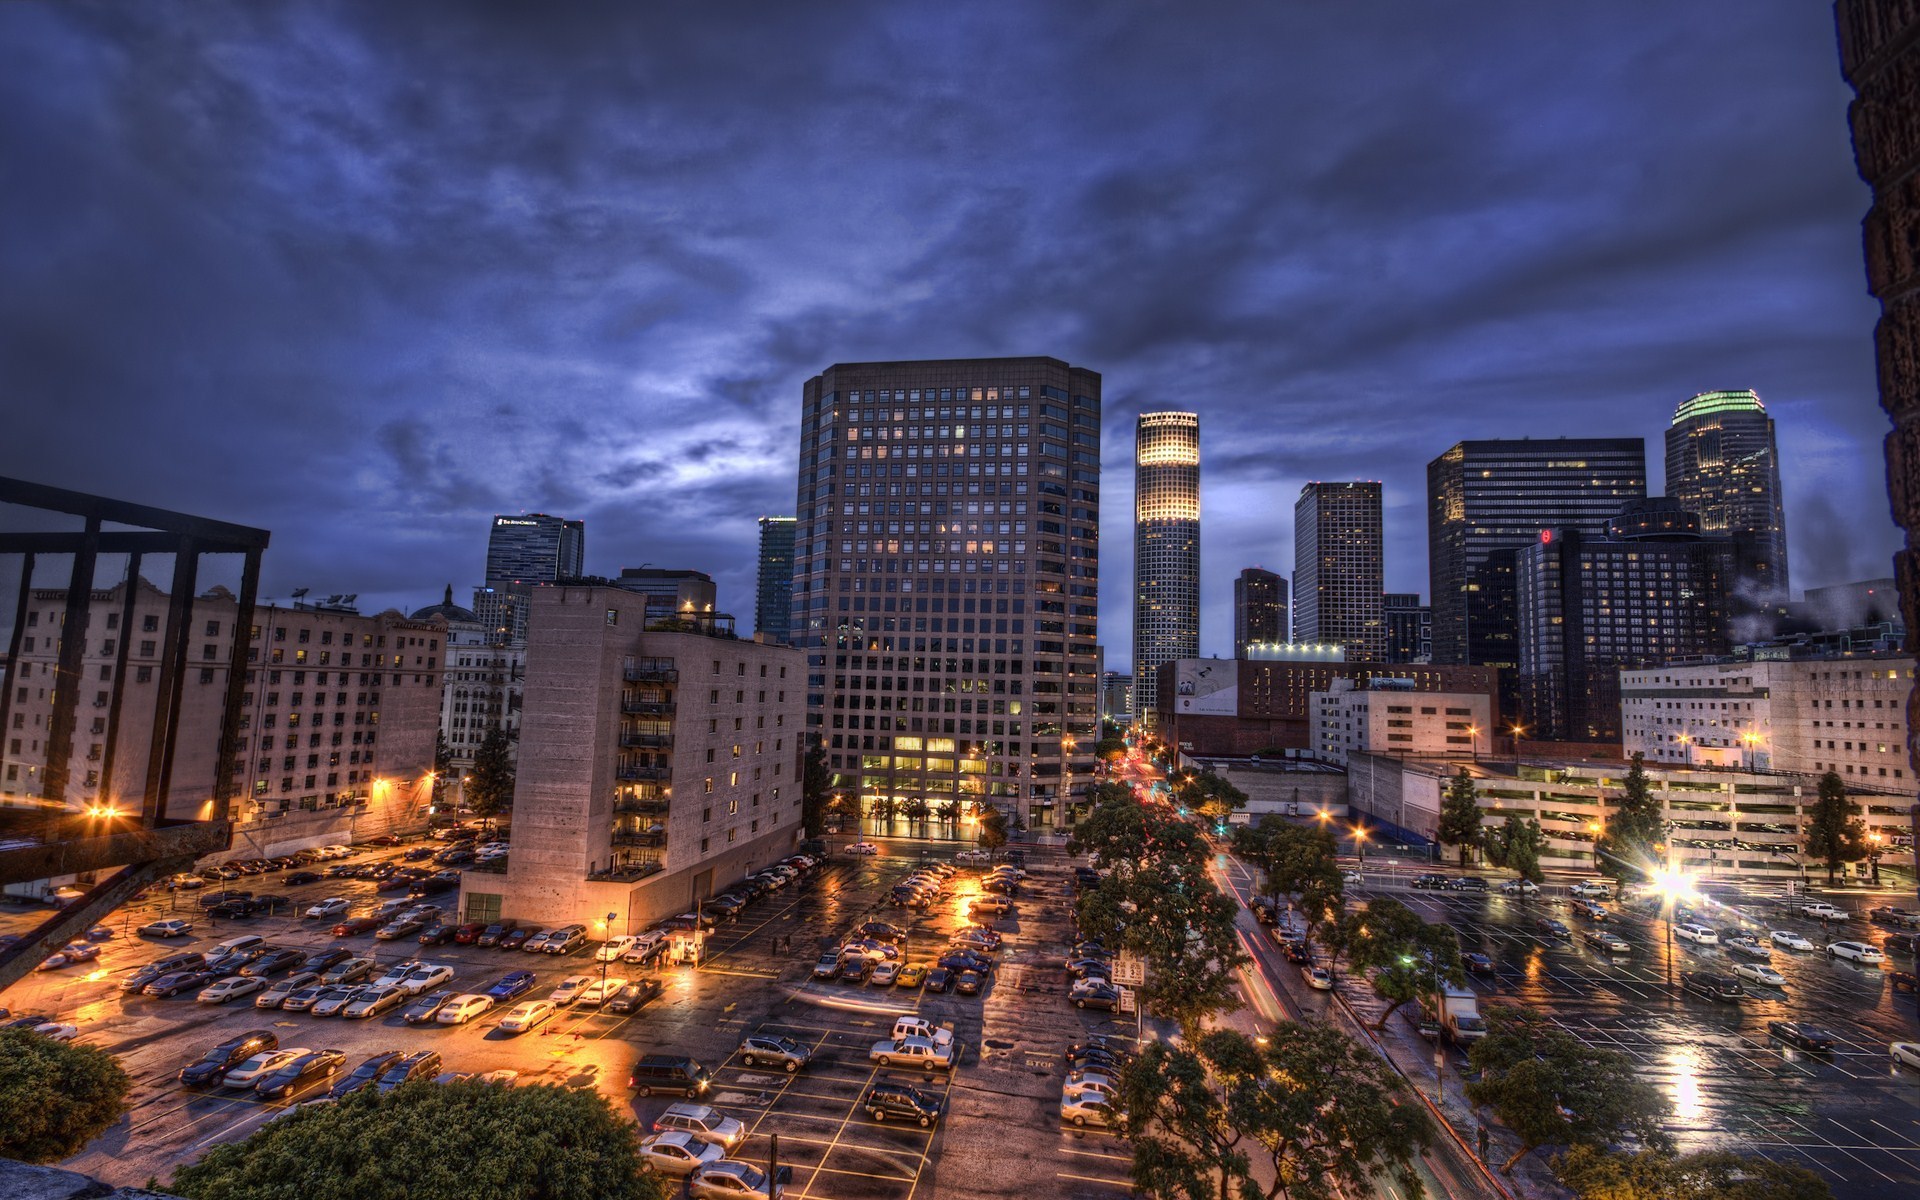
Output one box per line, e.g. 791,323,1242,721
0,3,1900,670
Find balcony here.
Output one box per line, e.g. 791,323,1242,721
620,732,674,749
614,797,670,817
617,764,671,783
621,699,677,716
588,859,663,884
624,663,679,683
612,826,667,848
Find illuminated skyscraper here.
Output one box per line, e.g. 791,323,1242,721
755,516,796,643
1234,567,1286,656
1293,482,1384,660
1133,411,1200,724
477,512,585,644
1665,390,1788,602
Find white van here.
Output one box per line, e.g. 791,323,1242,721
1673,922,1718,945
209,934,266,958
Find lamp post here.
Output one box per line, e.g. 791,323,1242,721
1509,724,1526,771
1677,733,1693,768
598,910,617,992
1466,725,1479,764
1352,824,1369,865
1869,831,1884,886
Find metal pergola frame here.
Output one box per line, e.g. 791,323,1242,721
0,476,269,993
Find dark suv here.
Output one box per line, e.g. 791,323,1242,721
863,1082,943,1127
1412,874,1449,890
629,1055,711,1098
179,1030,278,1087
1448,877,1489,893
374,1050,442,1093
1680,972,1744,1002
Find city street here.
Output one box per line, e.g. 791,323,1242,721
1,843,1138,1199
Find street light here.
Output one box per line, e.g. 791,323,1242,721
1650,865,1696,990
1509,723,1526,771
1352,824,1370,865
1676,733,1693,768
1465,725,1480,764
597,910,617,992
1869,831,1884,886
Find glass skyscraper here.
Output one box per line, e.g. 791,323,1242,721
1133,411,1200,725
1293,482,1385,660
1233,567,1286,656
478,512,585,644
1665,389,1788,602
756,515,796,644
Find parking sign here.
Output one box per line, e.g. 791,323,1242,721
1112,955,1146,987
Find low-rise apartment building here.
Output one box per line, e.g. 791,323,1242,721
1308,678,1490,766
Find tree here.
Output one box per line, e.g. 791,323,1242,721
800,736,832,836
1118,1026,1433,1200
1593,753,1663,890
1554,1145,1833,1200
1467,1007,1671,1174
0,1029,131,1163
1502,814,1547,884
431,732,454,809
1231,817,1345,942
1438,768,1484,867
1174,771,1248,824
465,727,516,824
1482,818,1510,869
1342,898,1465,1030
1095,734,1129,763
976,805,1009,853
901,798,931,835
1805,771,1870,885
172,1079,665,1200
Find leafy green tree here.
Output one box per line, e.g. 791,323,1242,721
431,732,453,809
172,1080,665,1200
1095,734,1129,763
901,798,931,835
1502,814,1547,884
1805,771,1870,885
1343,898,1466,1030
800,736,832,836
976,804,1009,853
1118,1026,1433,1200
1231,817,1345,942
1554,1145,1833,1200
465,727,515,824
1593,753,1663,889
0,1029,131,1163
1467,1007,1671,1174
1174,771,1248,823
1437,768,1484,866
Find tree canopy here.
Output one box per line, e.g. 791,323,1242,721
1231,816,1346,936
1593,753,1663,887
172,1080,665,1200
1467,1007,1670,1173
975,804,1009,852
1501,814,1547,884
1171,769,1249,823
1555,1146,1833,1200
1437,768,1483,867
800,735,832,836
1342,897,1465,1029
465,727,516,822
0,1029,131,1163
1804,771,1870,885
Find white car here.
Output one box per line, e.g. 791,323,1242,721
224,1049,308,1089
1724,938,1772,960
955,849,992,865
197,975,267,1004
1061,1093,1119,1128
1893,1042,1920,1070
1733,962,1787,987
639,1131,726,1178
400,964,455,996
596,936,641,962
549,975,595,1005
1770,930,1815,951
305,898,351,920
1303,966,1334,990
435,994,495,1025
574,977,626,1008
1673,923,1719,945
1797,902,1848,920
319,845,351,859
1062,1070,1120,1101
28,1023,80,1042
1343,869,1366,885
372,962,421,990
847,842,881,855
1826,941,1886,964
1570,881,1613,899
497,1000,555,1033
1498,878,1539,895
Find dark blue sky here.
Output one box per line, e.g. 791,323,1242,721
0,2,1897,667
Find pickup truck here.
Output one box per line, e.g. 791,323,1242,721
869,1036,956,1071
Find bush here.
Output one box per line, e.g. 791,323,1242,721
0,1028,132,1162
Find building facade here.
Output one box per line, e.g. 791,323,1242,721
1293,482,1385,661
1134,411,1201,727
1665,389,1789,602
1100,671,1133,728
1383,592,1431,663
1234,567,1287,657
1308,678,1490,766
1428,438,1648,668
1,579,443,862
413,587,526,784
1515,499,1733,743
1621,652,1914,785
1347,752,1913,883
469,584,805,930
756,516,797,644
789,357,1101,833
476,512,586,645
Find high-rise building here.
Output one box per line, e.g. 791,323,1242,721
1134,412,1200,726
756,516,797,644
1233,568,1287,657
1293,482,1385,660
1665,389,1789,602
472,582,805,930
1428,438,1647,667
1515,498,1732,742
413,585,526,785
477,513,586,645
789,357,1101,833
1383,593,1431,663
613,568,718,623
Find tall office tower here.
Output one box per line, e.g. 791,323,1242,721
1133,411,1201,725
756,516,797,644
1293,482,1386,660
1665,390,1789,602
1836,5,1920,793
1515,498,1732,743
1233,568,1287,656
1383,592,1432,663
1427,438,1646,666
790,358,1101,834
477,513,586,645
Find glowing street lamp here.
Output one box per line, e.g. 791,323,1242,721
1676,733,1693,768
1509,723,1527,770
1650,865,1697,989
1465,725,1480,763
1352,824,1370,865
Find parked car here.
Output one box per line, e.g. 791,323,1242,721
1061,1094,1119,1128
894,963,928,988
549,975,595,1005
863,1082,942,1127
1411,874,1450,891
1583,931,1632,954
322,957,376,985
847,842,880,855
486,971,537,1002
343,986,409,1019
1770,1021,1839,1052
639,1131,726,1178
1827,941,1886,964
435,995,494,1025
606,978,666,1015
1732,962,1787,988
328,1050,403,1099
223,1048,310,1089
499,927,533,951
374,1050,443,1092
652,1101,745,1149
1463,952,1496,975
629,1055,713,1098
139,919,194,938
544,925,589,955
688,1161,788,1199
198,976,268,1004
924,967,954,993
401,990,456,1024
1499,879,1539,895
37,942,101,970
1536,918,1573,940
255,1049,346,1100
475,922,517,947
309,986,365,1017
1303,966,1334,991
145,969,221,998
1449,877,1489,893
739,1034,812,1073
1672,922,1718,945
1771,930,1815,951
812,953,844,981
242,949,310,978
1071,978,1122,1010
498,1000,555,1033
180,1031,279,1086
330,917,381,937
399,963,454,996
1680,972,1745,1002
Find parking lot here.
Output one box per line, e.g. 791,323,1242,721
1,842,1139,1199
1329,872,1920,1199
